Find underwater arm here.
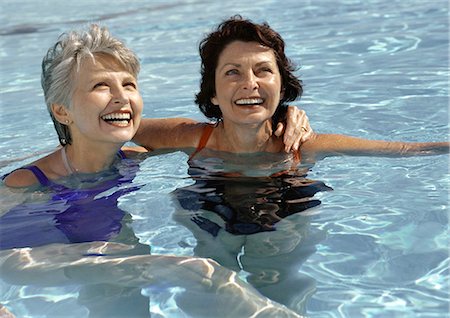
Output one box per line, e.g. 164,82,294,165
0,242,304,317
301,133,450,160
0,186,30,215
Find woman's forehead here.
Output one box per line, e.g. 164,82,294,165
73,54,136,83
218,41,276,64
80,53,126,72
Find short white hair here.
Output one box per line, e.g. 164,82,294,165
41,24,140,145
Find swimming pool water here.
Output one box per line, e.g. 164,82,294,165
1,0,449,317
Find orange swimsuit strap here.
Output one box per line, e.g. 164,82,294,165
188,124,215,161
188,123,301,168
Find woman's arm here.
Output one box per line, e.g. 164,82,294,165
301,133,450,161
133,106,313,151
132,118,203,150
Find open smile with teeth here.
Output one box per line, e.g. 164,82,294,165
235,98,264,106
101,112,132,127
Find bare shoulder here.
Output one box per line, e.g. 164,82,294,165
121,145,149,156
3,168,40,188
179,122,210,147
3,149,63,188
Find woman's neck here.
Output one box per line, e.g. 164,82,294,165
217,120,281,153
62,142,122,174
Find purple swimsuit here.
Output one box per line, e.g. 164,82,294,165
0,151,141,250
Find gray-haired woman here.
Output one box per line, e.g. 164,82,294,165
4,24,147,187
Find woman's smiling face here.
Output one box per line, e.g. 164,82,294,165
67,53,143,146
212,41,283,126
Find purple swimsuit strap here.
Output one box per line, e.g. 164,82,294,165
21,166,52,187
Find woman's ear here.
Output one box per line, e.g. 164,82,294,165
51,104,72,124
211,96,219,106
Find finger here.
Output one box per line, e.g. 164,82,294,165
298,111,313,141
282,107,298,151
289,112,312,151
274,122,284,137
300,128,313,143
289,126,303,152
284,126,300,153
293,132,302,152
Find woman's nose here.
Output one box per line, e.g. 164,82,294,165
241,71,259,90
111,86,128,104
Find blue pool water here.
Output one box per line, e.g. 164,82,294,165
0,0,449,317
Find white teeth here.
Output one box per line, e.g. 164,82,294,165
109,120,129,127
235,98,264,105
101,113,131,121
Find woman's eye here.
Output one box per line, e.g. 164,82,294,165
259,67,273,74
225,69,239,76
124,82,137,89
93,82,108,89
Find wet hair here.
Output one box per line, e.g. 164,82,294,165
195,15,303,122
41,24,140,145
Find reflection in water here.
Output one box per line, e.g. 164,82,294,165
0,157,303,317
0,242,304,317
173,156,332,315
176,168,332,236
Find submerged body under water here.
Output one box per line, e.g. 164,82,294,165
175,166,332,236
0,150,329,317
0,155,142,250
171,152,332,314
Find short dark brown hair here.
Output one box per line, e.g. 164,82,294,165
195,15,303,121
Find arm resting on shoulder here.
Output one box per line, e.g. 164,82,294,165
133,118,205,150
300,133,450,161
